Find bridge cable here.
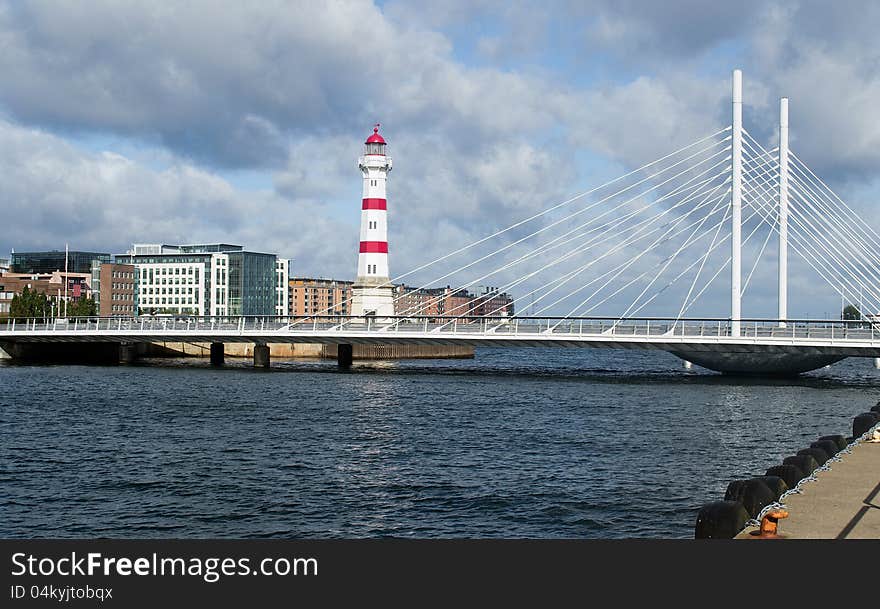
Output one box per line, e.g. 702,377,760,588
744,135,880,308
432,172,733,326
739,141,880,315
746,132,880,290
295,131,732,324
388,141,732,317
544,181,733,320
676,155,788,317
391,147,732,320
587,190,733,323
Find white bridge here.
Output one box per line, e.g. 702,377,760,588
3,315,880,374
4,69,880,375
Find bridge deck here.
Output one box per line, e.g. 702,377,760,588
2,317,880,358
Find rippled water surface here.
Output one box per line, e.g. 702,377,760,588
2,349,878,538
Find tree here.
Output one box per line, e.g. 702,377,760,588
9,286,54,318
842,304,861,320
67,297,97,317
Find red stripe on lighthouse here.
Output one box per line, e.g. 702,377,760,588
360,241,388,253
362,198,387,210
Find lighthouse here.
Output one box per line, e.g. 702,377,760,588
351,124,395,319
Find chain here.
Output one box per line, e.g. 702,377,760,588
744,422,879,529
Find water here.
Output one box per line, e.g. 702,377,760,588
1,349,878,539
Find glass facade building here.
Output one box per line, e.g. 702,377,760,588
12,251,111,274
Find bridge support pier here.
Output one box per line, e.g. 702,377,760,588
671,351,846,376
119,343,139,365
338,344,353,369
210,342,225,367
254,344,270,369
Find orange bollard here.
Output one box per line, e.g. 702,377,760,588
749,509,789,538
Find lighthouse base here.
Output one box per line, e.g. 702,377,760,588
351,279,395,320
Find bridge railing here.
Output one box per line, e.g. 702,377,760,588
1,315,878,342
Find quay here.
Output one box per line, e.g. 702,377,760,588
736,437,880,539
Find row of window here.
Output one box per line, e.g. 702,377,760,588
141,297,199,305
110,305,134,312
111,271,134,279
141,277,198,286
297,306,348,313
142,287,197,295
141,266,199,277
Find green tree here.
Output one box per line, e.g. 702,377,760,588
842,304,861,320
67,297,97,317
9,286,54,318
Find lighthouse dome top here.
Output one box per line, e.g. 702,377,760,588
365,124,386,144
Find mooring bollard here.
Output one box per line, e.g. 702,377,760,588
748,509,789,539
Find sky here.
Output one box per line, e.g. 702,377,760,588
1,1,879,318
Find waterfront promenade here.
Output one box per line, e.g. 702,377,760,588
737,437,880,539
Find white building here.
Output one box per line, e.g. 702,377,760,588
135,260,208,315
117,244,279,316
275,259,290,316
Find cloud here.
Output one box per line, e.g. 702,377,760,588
0,119,358,276
0,1,418,167
583,0,764,62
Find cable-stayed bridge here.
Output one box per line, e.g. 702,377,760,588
3,70,880,375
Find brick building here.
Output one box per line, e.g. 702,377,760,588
393,285,513,319
0,271,93,317
95,263,136,317
288,278,354,317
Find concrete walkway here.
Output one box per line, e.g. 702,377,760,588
737,438,880,539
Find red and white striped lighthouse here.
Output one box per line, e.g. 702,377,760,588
351,124,395,318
